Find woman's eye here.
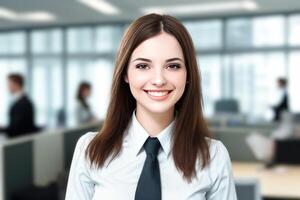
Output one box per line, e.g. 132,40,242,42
167,64,181,70
136,63,149,69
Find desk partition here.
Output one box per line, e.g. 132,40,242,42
63,123,100,170
0,121,101,200
212,127,273,162
3,140,33,200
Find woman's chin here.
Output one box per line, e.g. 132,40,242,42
138,104,175,115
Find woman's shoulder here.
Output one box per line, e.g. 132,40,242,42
67,132,98,170
205,137,231,164
201,138,235,187
75,132,98,151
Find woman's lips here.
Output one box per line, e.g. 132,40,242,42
143,90,173,101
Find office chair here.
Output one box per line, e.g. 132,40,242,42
273,139,300,165
214,99,240,114
57,108,66,127
235,178,262,200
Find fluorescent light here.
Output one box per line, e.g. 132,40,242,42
242,1,258,10
0,7,55,22
78,0,120,15
20,12,56,22
0,7,17,19
141,0,258,15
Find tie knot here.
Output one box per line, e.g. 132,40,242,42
144,137,161,156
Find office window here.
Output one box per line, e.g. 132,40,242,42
288,52,300,112
252,16,285,47
288,15,300,46
95,25,124,53
197,55,222,117
224,52,285,120
32,59,63,127
1,13,297,125
226,18,252,48
67,27,95,53
0,59,27,126
31,29,62,54
67,59,114,126
226,16,285,48
0,32,26,54
184,20,222,50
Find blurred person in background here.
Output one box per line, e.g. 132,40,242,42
272,77,289,122
75,81,97,124
0,73,38,138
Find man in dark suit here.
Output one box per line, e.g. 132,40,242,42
0,74,38,138
272,78,289,122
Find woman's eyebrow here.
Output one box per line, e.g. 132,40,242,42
132,58,151,62
132,57,184,63
166,58,184,63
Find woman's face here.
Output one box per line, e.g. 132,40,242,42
125,31,187,115
83,87,91,98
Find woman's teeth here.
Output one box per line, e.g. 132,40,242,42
147,91,169,97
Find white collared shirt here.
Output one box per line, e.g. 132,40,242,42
66,112,237,200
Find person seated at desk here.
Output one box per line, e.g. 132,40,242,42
0,73,38,138
75,82,97,124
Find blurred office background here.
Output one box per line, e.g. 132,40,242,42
1,0,300,200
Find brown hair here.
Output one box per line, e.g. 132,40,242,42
86,13,211,181
8,73,24,88
277,77,287,87
77,81,91,109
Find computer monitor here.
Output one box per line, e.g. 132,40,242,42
235,178,262,200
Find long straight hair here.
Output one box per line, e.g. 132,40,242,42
86,13,211,181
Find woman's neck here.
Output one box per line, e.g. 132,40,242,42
135,106,175,137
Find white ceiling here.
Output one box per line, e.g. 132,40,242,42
0,0,300,30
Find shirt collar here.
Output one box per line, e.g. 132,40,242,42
11,90,24,103
126,110,176,157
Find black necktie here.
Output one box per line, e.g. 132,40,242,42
135,137,162,200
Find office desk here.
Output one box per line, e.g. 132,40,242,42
0,133,7,144
232,162,300,199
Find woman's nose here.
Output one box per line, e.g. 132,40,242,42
150,68,167,86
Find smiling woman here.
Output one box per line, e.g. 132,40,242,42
65,13,237,200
